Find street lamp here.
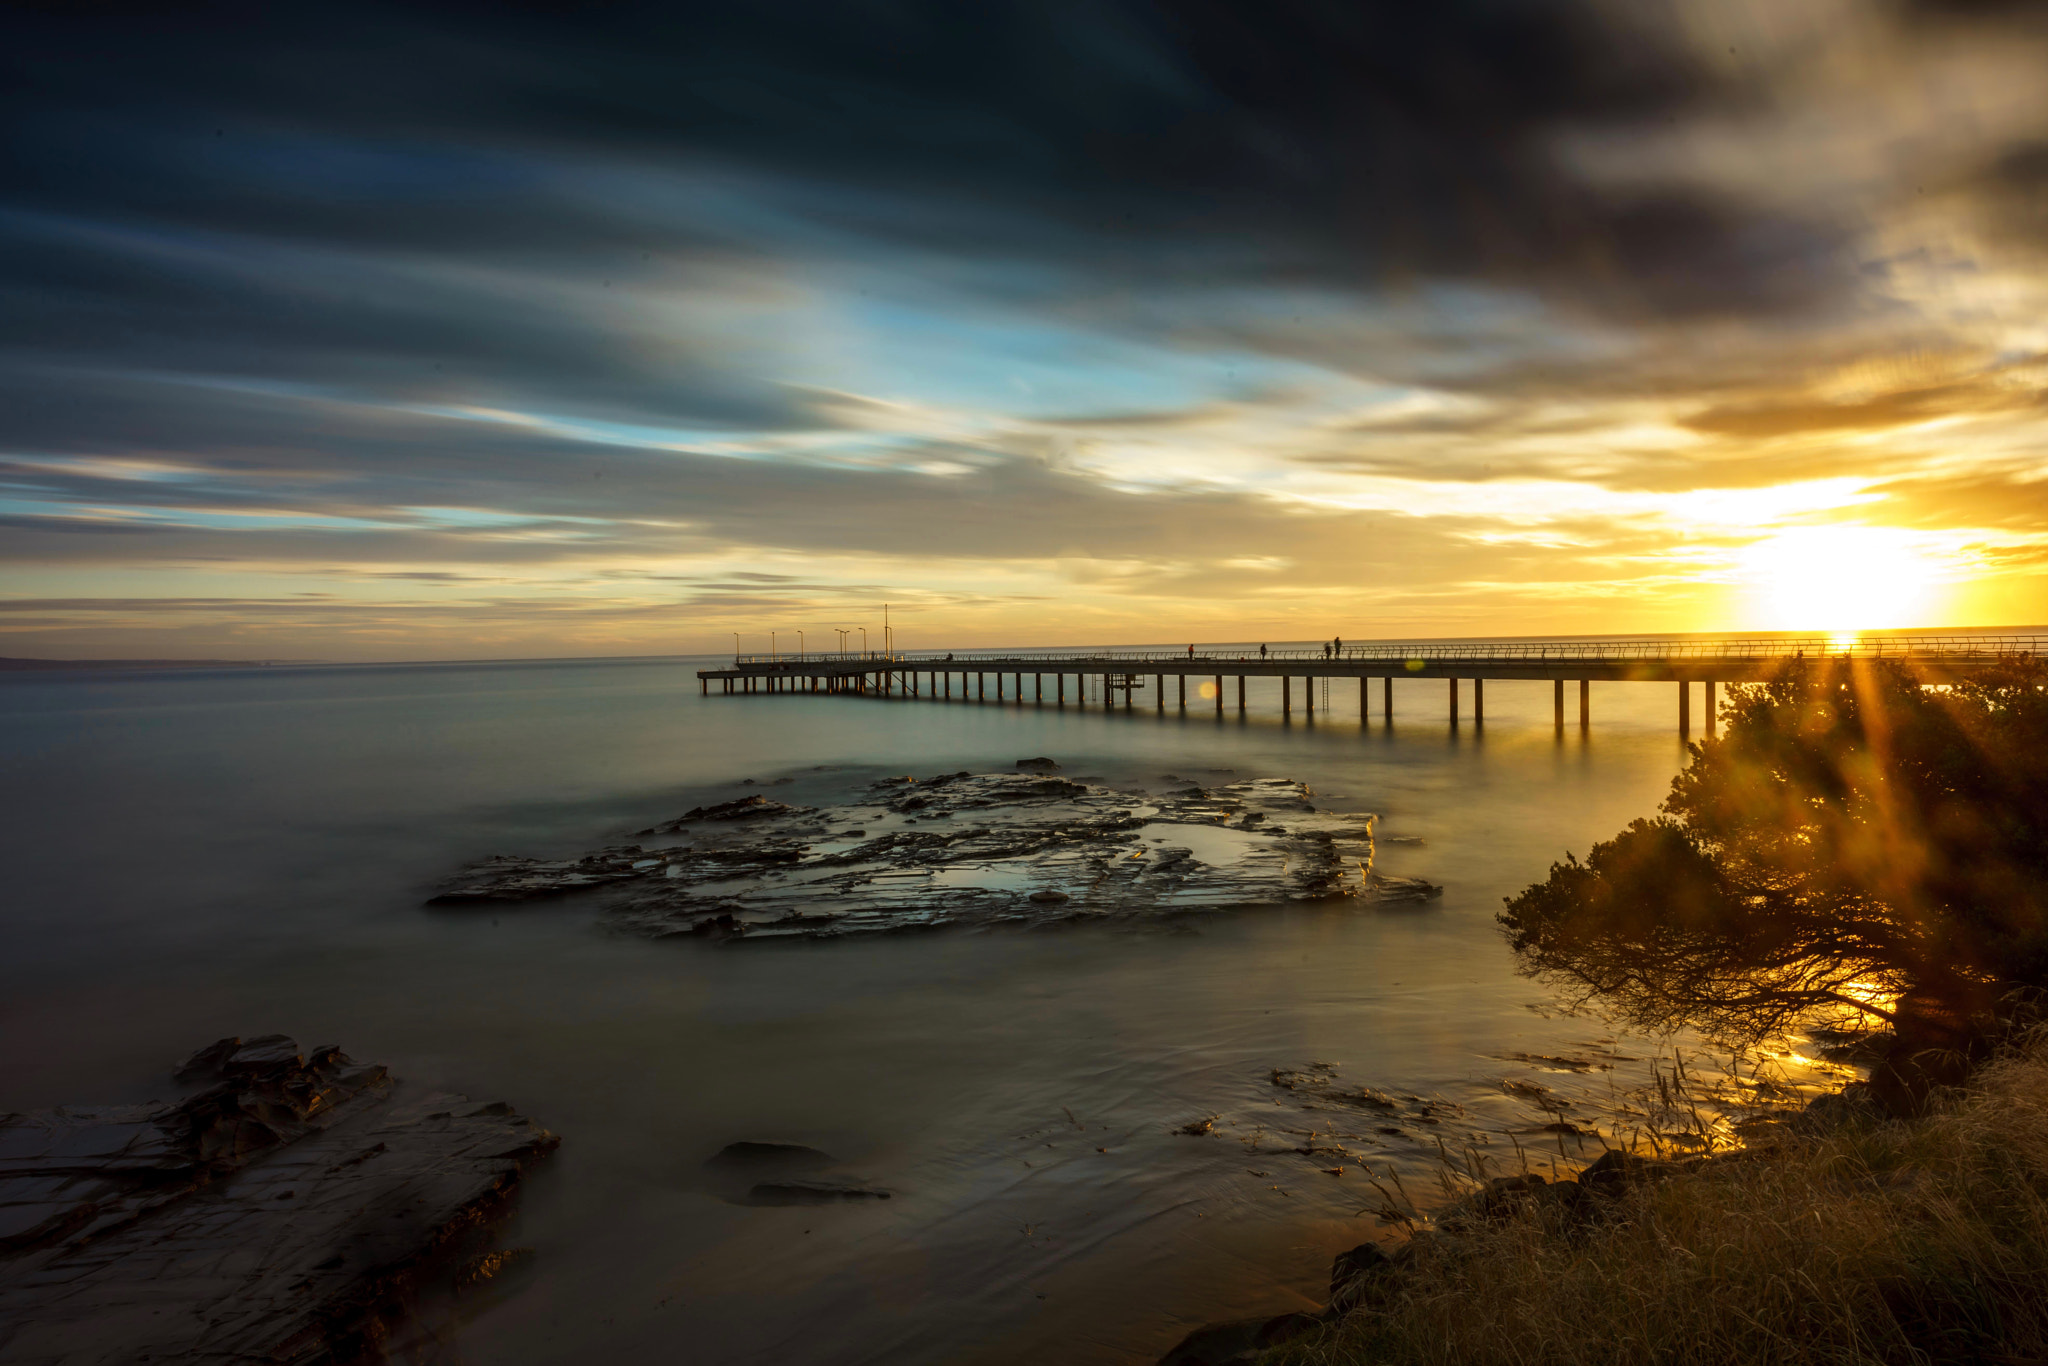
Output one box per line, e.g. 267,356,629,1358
860,627,868,655
732,631,740,662
797,630,805,661
835,629,850,656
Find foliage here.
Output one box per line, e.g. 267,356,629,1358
1499,658,2048,1050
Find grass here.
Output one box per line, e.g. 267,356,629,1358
1265,1034,2048,1366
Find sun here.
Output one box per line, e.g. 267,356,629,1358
1739,527,1938,633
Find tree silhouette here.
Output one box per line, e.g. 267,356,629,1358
1501,657,2048,1108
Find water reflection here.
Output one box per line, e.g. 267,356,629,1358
0,658,1800,1364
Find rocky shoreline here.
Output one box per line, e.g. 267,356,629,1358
0,1036,556,1365
1154,1077,1885,1365
1156,1145,1729,1365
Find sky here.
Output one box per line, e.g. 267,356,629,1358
8,0,2048,660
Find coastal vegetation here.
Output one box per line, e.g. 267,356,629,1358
1501,657,2048,1112
1235,659,2048,1364
1266,1034,2048,1366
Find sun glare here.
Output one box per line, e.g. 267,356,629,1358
1739,527,1938,633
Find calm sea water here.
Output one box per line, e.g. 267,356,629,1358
2,653,1713,1363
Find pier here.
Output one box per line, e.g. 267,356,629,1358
695,635,2046,735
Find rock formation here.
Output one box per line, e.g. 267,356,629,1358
0,1036,556,1364
432,771,1440,940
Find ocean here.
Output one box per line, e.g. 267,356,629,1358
1,651,1722,1363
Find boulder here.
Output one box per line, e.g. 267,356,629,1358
1793,1085,1882,1134
1328,1240,1398,1313
1576,1148,1683,1193
1157,1312,1320,1365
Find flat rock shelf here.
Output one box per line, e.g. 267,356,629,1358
0,1036,558,1366
432,771,1441,939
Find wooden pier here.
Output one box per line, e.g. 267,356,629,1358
696,635,2046,735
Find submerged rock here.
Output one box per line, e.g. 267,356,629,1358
746,1180,892,1205
428,847,654,902
700,1141,893,1207
676,795,810,822
0,1036,556,1364
432,772,1441,941
704,1141,835,1170
1157,1311,1321,1365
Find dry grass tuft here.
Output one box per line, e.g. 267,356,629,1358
1268,1035,2048,1366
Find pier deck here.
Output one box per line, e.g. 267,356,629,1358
695,635,2047,733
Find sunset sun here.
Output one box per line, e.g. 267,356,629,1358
1740,527,1938,634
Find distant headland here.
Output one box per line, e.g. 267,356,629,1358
0,656,273,671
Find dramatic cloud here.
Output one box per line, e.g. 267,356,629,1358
6,0,2048,657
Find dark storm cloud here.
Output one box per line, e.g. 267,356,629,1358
0,213,813,434
0,0,1982,515
3,0,1840,324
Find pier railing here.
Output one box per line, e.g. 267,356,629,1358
733,635,2048,668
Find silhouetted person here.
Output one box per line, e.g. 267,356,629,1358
1334,636,1343,655
1259,643,1267,658
1187,643,1194,658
